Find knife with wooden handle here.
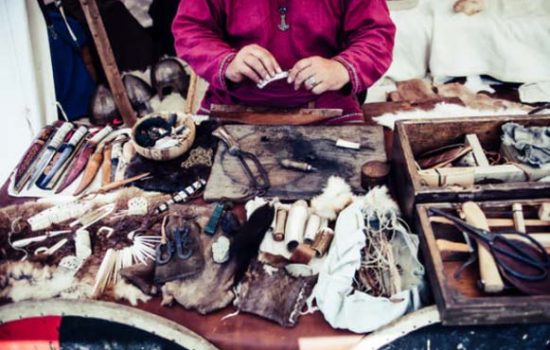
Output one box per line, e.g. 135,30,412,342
462,201,505,293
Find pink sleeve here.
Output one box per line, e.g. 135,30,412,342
171,0,237,91
333,0,396,94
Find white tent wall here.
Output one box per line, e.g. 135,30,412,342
0,0,57,184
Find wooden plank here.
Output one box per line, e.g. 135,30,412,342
79,0,137,127
465,134,489,166
204,125,386,201
209,105,342,125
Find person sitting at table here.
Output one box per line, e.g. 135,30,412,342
172,0,395,124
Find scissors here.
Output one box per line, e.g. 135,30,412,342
212,126,270,196
155,226,195,265
429,207,550,282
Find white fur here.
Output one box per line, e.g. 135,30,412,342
113,280,151,306
311,176,354,220
374,102,527,130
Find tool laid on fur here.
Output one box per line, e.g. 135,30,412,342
154,178,206,214
279,159,317,172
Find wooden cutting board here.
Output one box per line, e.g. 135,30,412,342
204,125,386,201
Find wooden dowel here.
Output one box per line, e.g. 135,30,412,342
462,202,505,293
430,216,550,228
79,0,137,127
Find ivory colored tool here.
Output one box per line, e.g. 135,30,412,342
461,202,505,293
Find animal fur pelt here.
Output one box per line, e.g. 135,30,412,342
161,204,239,314
0,188,168,306
125,121,219,193
310,176,353,220
234,260,317,328
453,0,484,16
231,203,275,284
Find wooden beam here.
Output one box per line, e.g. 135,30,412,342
79,0,137,127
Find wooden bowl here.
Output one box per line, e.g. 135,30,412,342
132,112,196,161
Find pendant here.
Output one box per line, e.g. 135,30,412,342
278,6,290,31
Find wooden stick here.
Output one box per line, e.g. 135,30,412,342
512,203,526,233
79,0,137,127
437,239,550,254
465,134,489,167
462,202,505,293
430,216,550,228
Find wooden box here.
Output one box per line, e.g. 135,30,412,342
416,199,550,325
392,115,550,220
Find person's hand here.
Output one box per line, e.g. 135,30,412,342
225,44,282,84
288,56,350,94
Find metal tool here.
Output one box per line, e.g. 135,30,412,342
37,125,88,189
27,122,74,190
34,238,69,256
279,158,317,172
429,207,550,283
213,126,270,195
12,230,72,248
154,178,206,214
155,227,194,265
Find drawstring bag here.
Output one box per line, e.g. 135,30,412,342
307,187,426,333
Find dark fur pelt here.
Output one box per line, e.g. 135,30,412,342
230,203,275,284
161,203,239,314
235,260,317,328
125,121,219,193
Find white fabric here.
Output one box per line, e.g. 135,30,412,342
0,0,56,185
374,102,527,130
519,82,550,103
387,0,550,84
309,200,423,333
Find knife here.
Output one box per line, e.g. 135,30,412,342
36,125,89,190
56,125,113,194
102,143,112,186
109,135,128,183
13,123,58,193
26,122,74,190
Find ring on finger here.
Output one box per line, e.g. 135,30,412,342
306,76,319,89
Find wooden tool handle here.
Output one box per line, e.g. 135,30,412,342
436,239,471,253
462,202,505,293
212,126,239,150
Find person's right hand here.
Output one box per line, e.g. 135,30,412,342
225,44,282,84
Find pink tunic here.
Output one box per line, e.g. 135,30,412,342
172,0,395,124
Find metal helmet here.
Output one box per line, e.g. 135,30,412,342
122,73,154,117
151,57,190,100
89,85,118,126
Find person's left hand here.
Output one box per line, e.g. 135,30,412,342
287,56,350,94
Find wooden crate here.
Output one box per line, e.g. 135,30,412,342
416,199,550,325
392,115,550,220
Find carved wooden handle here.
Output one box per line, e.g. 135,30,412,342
462,201,505,293
50,122,74,149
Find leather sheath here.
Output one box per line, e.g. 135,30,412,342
418,145,470,169
290,243,316,264
102,144,112,186
14,124,55,188
73,150,104,196
57,143,95,193
311,228,334,257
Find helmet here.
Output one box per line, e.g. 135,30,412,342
123,73,154,117
151,57,190,100
89,85,118,126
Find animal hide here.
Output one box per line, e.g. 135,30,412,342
310,176,353,220
234,260,317,328
161,204,239,314
0,188,167,306
453,0,484,16
125,121,218,193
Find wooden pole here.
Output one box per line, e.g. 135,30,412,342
79,0,137,127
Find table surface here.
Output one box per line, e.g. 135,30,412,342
0,127,395,350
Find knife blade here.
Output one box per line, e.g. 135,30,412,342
26,122,74,190
36,125,89,190
56,125,113,194
13,123,58,193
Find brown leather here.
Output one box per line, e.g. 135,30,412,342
312,228,335,257
417,145,472,169
210,104,342,125
361,161,390,189
120,260,155,294
73,150,103,196
290,243,316,264
14,124,55,189
235,260,317,328
56,143,95,193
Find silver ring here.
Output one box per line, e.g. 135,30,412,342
306,77,318,88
